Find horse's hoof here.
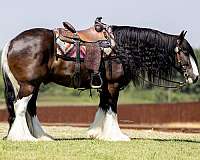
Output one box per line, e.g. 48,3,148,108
6,136,38,141
38,135,54,141
87,128,101,139
97,133,131,141
3,136,7,140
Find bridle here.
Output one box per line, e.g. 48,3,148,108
174,39,188,74
136,39,189,89
174,37,195,86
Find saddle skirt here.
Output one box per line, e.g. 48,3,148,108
54,28,86,58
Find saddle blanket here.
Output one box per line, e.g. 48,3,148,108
54,28,86,58
53,28,101,71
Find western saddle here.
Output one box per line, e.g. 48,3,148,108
54,17,114,89
57,17,113,46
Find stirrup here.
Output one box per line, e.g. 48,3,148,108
90,73,103,89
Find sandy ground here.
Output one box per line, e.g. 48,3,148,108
0,104,6,109
1,122,200,141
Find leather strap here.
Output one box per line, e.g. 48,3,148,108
73,40,81,88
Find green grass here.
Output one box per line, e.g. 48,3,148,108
0,123,200,160
1,140,200,160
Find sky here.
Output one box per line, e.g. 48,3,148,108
0,0,200,48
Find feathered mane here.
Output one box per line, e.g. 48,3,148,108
111,25,180,85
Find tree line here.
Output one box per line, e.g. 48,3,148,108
0,49,200,103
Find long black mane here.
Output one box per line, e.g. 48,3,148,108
111,25,181,85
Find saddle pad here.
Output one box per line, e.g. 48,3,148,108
54,28,86,58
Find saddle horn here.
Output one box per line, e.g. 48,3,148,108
94,17,104,32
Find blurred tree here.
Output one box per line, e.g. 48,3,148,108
0,49,200,103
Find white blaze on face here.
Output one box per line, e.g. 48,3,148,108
189,55,199,76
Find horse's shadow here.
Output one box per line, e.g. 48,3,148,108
55,137,200,143
131,137,200,143
55,137,92,141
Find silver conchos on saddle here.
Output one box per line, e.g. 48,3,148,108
94,17,115,56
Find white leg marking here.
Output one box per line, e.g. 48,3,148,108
88,108,130,141
88,108,105,138
97,108,130,141
32,116,54,141
1,42,20,96
190,55,199,76
7,95,37,141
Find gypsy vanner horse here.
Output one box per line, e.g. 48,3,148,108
1,20,199,141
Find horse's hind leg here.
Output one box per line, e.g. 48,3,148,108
6,83,38,141
26,89,54,140
1,42,34,140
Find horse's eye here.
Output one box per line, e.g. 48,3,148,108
182,50,189,56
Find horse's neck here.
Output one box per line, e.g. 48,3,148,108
77,27,106,41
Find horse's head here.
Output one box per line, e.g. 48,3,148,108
174,31,199,84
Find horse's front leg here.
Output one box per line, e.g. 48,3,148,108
88,83,130,141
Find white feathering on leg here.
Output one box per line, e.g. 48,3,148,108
7,95,37,141
32,116,54,141
88,108,105,138
97,108,130,141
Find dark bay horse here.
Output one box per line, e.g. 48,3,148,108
1,21,199,141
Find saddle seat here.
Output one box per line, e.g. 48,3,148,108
59,21,107,43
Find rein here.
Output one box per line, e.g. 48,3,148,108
136,74,186,89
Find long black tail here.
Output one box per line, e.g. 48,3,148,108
1,42,16,132
2,72,16,129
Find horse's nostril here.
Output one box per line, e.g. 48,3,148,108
184,73,188,77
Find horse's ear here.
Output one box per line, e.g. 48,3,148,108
177,30,187,44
